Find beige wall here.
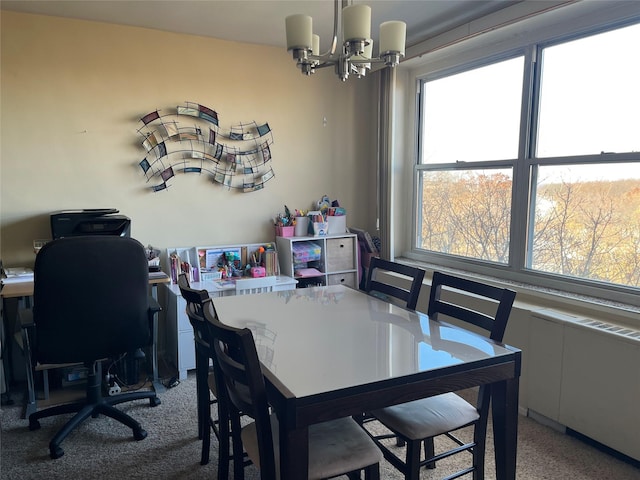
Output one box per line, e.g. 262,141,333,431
0,11,379,267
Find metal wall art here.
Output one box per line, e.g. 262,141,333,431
138,102,275,193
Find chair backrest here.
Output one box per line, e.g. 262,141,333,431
177,273,209,312
427,271,516,342
235,276,277,295
177,273,215,349
204,306,276,478
365,257,425,310
33,236,151,364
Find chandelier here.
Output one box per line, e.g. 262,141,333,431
285,0,406,81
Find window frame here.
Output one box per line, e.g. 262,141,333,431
407,18,640,307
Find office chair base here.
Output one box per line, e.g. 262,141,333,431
29,385,159,459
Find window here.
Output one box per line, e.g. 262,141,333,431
413,20,640,301
420,57,524,164
531,163,640,286
418,168,513,263
417,57,523,265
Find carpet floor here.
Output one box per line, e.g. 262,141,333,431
1,373,638,479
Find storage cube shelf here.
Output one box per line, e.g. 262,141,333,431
276,233,359,289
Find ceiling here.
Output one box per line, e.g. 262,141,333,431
1,0,522,51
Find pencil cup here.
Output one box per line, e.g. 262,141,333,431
294,217,309,236
313,222,329,237
327,215,347,234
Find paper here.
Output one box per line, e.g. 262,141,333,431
295,268,323,278
1,267,34,284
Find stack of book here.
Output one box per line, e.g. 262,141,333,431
1,266,34,284
168,252,194,284
263,250,279,276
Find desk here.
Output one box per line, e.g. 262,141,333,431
213,285,521,480
0,273,170,414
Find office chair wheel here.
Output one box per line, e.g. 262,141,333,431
133,427,148,441
29,419,41,431
49,445,64,459
150,397,161,407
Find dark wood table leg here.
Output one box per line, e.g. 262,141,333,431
279,418,309,480
492,376,519,480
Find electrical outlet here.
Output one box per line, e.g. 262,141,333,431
108,382,121,396
33,239,49,254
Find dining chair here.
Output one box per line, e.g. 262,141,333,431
177,274,217,466
177,274,250,476
235,276,277,295
364,257,425,310
358,258,426,427
366,271,516,480
204,305,384,480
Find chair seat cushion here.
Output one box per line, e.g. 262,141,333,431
370,392,479,441
241,414,383,480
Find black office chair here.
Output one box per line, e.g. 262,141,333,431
364,257,425,310
204,306,383,480
26,236,161,459
367,271,516,480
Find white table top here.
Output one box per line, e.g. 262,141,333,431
212,284,514,399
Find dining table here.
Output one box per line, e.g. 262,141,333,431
212,284,521,480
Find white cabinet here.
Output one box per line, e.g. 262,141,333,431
276,234,359,289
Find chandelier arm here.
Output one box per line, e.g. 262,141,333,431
350,57,384,65
313,61,337,70
318,0,340,58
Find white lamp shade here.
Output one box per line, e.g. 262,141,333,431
343,4,371,42
379,21,406,55
312,34,320,56
286,14,313,50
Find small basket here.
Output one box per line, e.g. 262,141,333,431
275,226,295,237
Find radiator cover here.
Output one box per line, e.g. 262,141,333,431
528,309,639,461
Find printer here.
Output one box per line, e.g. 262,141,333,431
50,209,131,239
